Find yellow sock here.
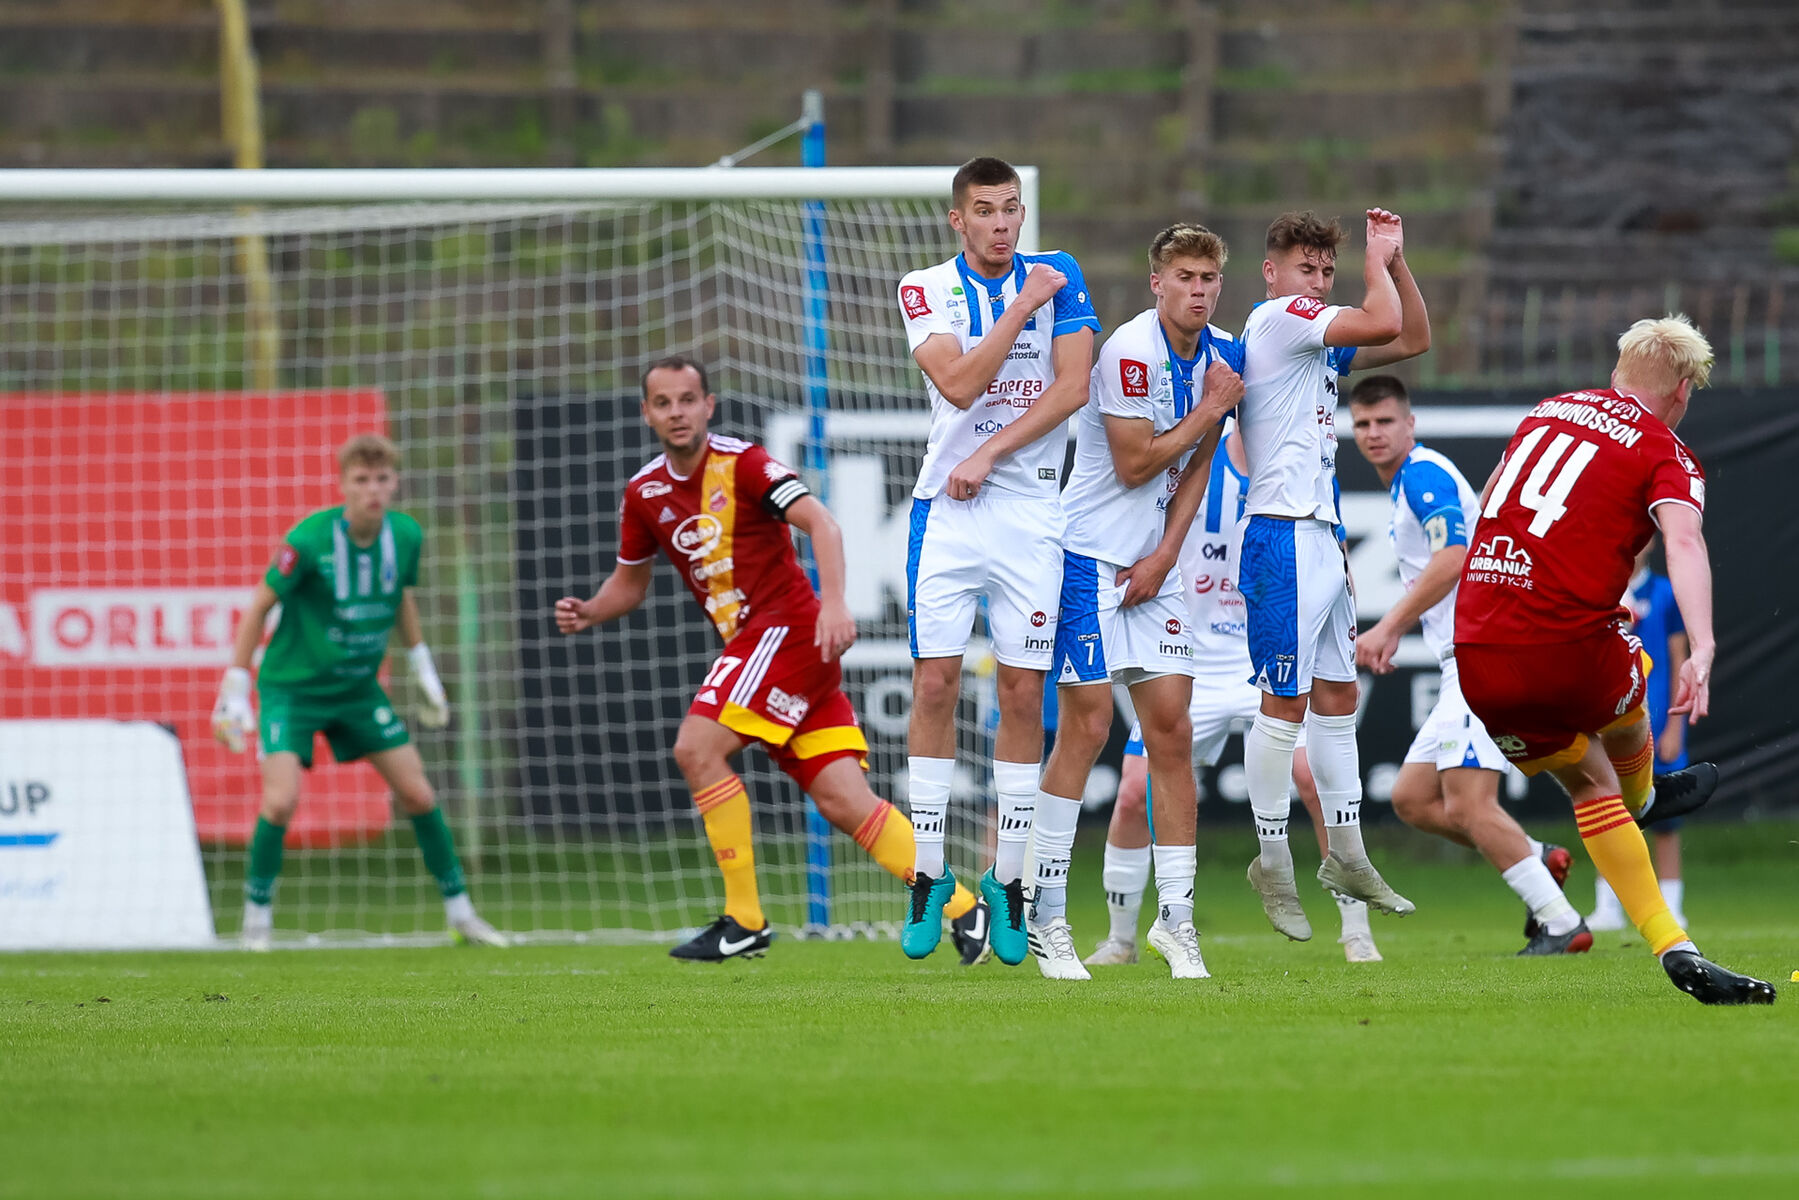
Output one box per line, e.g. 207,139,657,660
694,775,763,930
853,801,976,919
1576,793,1685,954
1609,737,1656,818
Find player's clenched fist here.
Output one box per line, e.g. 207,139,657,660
554,595,599,634
1017,262,1067,308
1198,361,1244,420
211,666,255,752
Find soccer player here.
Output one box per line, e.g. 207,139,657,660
1592,538,1691,931
1456,316,1774,1005
556,357,984,962
1087,427,1384,967
1235,209,1431,940
1031,222,1242,980
1348,376,1587,955
210,434,507,951
896,156,1100,965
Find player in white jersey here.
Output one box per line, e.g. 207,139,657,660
1029,224,1242,980
1348,376,1590,955
896,157,1101,967
1086,427,1383,966
1236,208,1431,941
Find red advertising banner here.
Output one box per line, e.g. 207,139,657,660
1,392,395,845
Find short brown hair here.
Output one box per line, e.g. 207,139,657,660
640,354,710,400
1149,223,1229,272
338,433,399,474
952,157,1021,208
1266,210,1346,258
1350,375,1409,408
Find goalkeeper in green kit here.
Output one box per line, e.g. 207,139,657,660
210,434,507,950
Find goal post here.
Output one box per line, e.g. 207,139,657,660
0,165,1039,946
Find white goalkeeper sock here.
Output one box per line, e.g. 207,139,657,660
1246,713,1302,875
1103,841,1151,942
907,756,954,879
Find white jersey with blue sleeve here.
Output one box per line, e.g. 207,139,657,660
1237,295,1356,521
1388,443,1479,664
899,250,1101,501
1062,309,1243,567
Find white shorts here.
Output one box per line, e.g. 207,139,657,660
1053,551,1196,687
1126,672,1307,765
1239,516,1357,697
1404,658,1508,773
907,491,1062,669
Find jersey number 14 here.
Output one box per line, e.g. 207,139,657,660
1482,426,1599,537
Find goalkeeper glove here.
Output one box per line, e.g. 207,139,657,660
211,667,255,753
409,643,451,729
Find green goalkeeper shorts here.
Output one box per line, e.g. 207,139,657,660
258,680,411,768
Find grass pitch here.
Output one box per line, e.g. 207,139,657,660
4,823,1796,1200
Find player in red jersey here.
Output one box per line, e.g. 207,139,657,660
1456,316,1773,1004
555,357,984,962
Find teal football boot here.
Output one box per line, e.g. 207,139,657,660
980,867,1030,966
902,868,956,959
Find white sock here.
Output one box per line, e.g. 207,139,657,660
444,892,475,924
1660,878,1685,920
1030,790,1082,925
242,899,272,928
1501,855,1580,936
907,756,955,878
992,760,1039,885
1658,938,1698,961
1152,843,1197,929
1592,876,1623,916
1526,837,1545,859
1307,710,1366,861
1335,891,1371,938
1103,841,1152,943
1246,713,1301,874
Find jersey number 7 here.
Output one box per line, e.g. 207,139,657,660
1482,426,1599,537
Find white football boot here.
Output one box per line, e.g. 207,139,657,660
240,902,273,953
1146,922,1210,979
1027,918,1092,981
1247,856,1313,941
1083,936,1138,966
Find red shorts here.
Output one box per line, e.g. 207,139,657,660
689,622,869,789
1457,623,1650,775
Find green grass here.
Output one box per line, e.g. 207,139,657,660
4,828,1797,1199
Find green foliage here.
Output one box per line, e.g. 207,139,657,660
1215,63,1298,91
1773,227,1799,266
347,105,403,162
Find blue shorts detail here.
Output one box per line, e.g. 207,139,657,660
905,497,930,658
1239,515,1301,697
1052,551,1108,684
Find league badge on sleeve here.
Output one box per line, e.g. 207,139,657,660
901,285,931,319
276,545,299,576
1120,359,1150,398
1287,296,1327,320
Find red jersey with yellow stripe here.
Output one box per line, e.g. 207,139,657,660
617,434,820,641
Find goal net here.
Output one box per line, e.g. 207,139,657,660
0,167,1036,946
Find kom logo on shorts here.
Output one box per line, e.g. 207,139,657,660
1030,610,1048,628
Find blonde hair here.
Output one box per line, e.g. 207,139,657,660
1616,314,1714,395
338,433,400,474
1149,223,1229,272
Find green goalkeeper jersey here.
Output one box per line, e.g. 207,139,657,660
257,507,422,696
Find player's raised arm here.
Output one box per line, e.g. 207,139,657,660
1657,502,1714,723
907,262,1068,409
1105,359,1243,489
554,559,654,634
783,495,857,662
1348,210,1432,370
943,323,1094,499
1321,209,1404,349
211,579,280,751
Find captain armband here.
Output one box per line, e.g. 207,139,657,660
762,475,811,520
